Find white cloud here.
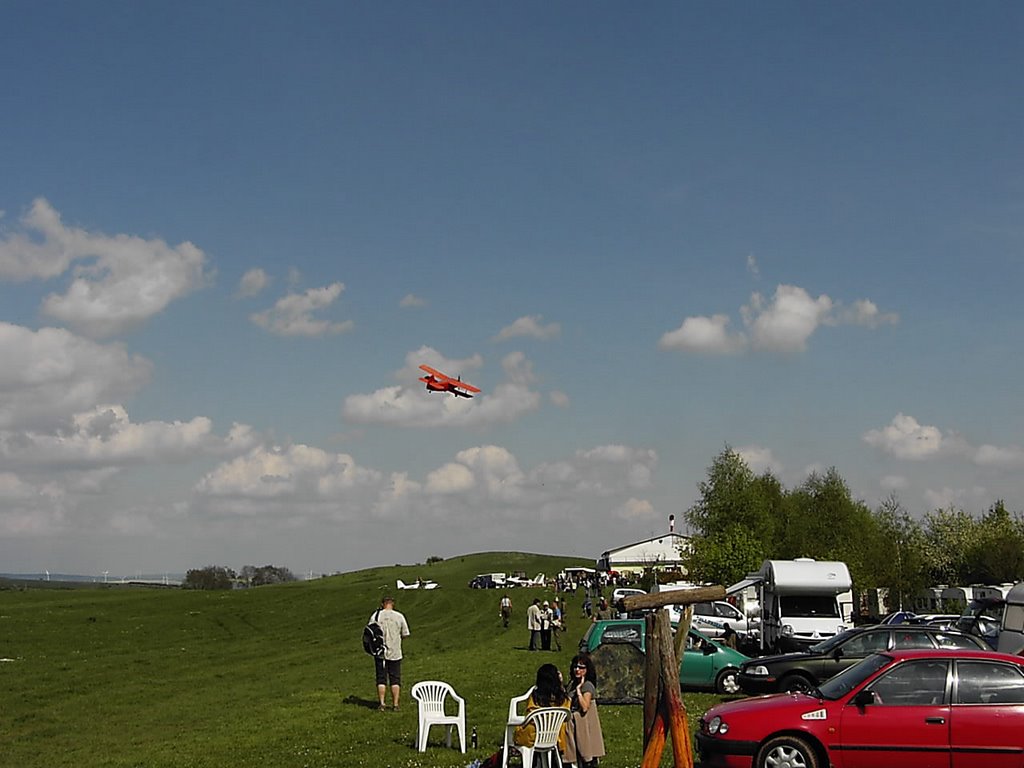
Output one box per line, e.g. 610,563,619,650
493,315,561,342
746,253,760,279
658,314,745,354
549,391,570,407
924,485,989,510
615,498,656,520
399,293,426,308
0,198,85,280
0,405,258,470
866,414,1024,474
343,349,540,428
736,444,783,475
838,299,900,328
659,283,898,356
237,268,270,298
972,444,1024,468
425,463,476,494
880,475,909,491
250,282,354,337
0,199,211,337
0,323,152,430
741,285,833,354
195,443,380,499
863,413,967,460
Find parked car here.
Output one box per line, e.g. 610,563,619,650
610,587,647,618
881,611,960,629
737,623,988,695
699,648,1024,768
579,618,748,696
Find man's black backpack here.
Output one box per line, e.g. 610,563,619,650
362,609,386,658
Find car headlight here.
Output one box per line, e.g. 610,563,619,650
707,715,729,735
745,665,770,676
782,624,794,637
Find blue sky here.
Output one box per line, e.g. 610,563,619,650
1,3,1022,578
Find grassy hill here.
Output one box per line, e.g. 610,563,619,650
1,553,714,767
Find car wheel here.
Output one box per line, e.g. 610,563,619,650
756,735,819,768
715,667,741,695
780,673,814,694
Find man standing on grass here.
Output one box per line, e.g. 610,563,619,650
527,598,542,650
372,596,410,711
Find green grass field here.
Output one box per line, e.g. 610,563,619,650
1,553,720,767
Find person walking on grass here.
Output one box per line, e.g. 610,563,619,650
372,596,410,711
500,593,512,628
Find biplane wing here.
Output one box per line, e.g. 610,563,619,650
418,364,481,395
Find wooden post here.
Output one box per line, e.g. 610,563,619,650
632,586,723,767
655,609,693,768
643,612,661,749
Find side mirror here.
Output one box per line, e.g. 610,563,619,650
702,642,716,655
853,690,875,708
833,648,844,661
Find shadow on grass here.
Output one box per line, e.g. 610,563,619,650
342,694,382,710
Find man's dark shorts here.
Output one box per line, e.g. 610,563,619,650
375,657,401,686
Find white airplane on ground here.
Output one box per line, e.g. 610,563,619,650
397,578,439,590
506,573,546,587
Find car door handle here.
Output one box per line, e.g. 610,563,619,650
925,717,945,725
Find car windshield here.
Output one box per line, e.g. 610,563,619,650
779,594,840,618
808,628,861,654
817,653,892,700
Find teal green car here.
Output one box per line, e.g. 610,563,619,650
579,619,748,697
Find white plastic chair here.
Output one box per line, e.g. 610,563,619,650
502,686,535,768
510,707,568,768
410,681,466,753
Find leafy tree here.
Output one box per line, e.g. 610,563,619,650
683,447,784,584
968,500,1024,583
865,493,929,606
778,468,877,586
183,565,236,590
684,525,765,586
239,565,296,587
921,507,979,585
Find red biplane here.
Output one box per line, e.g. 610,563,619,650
418,364,481,398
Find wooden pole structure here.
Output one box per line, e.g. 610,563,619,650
642,613,660,749
633,586,725,767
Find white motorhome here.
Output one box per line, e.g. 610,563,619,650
998,582,1024,655
730,558,852,653
956,581,1024,654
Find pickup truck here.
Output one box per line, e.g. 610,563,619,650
579,619,748,701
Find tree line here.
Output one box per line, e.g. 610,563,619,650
683,447,1024,609
182,564,297,590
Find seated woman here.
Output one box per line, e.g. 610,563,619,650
514,663,570,753
564,654,605,768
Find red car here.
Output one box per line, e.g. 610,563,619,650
697,648,1024,768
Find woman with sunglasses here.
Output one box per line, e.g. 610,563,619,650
564,654,605,768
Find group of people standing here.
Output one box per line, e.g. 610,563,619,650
525,597,564,651
513,654,605,768
368,594,604,766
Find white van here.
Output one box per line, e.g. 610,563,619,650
649,582,752,638
730,559,852,653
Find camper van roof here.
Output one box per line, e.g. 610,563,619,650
760,559,852,594
1007,582,1024,606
